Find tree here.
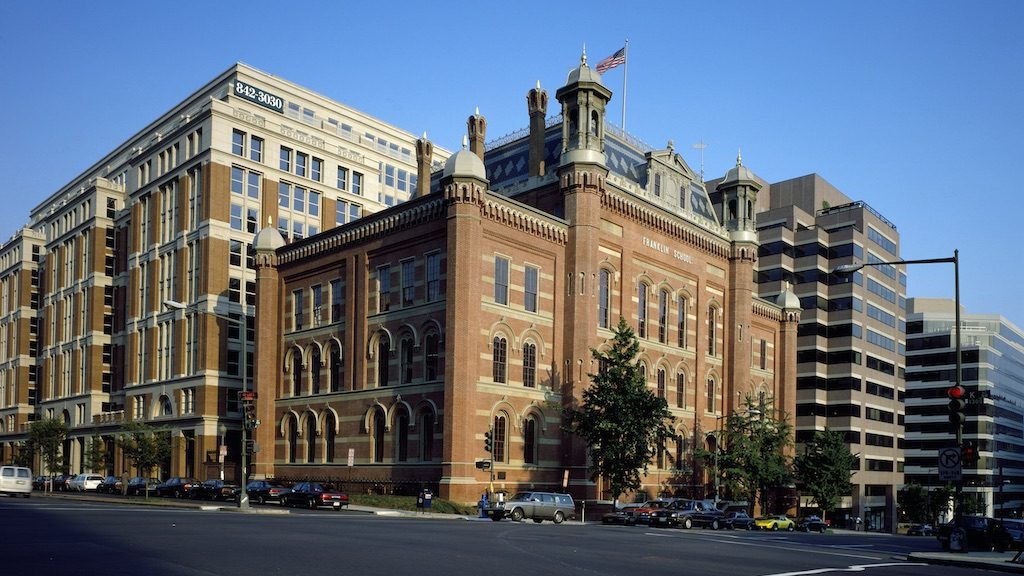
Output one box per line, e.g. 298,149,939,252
701,395,792,513
29,418,69,478
82,434,108,474
793,428,857,521
563,318,675,503
117,421,171,496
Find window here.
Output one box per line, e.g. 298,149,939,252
286,415,298,463
329,344,343,392
676,372,686,408
524,266,538,313
352,172,363,195
760,339,768,370
377,334,390,386
292,289,304,330
494,256,509,305
402,260,415,307
523,342,537,388
707,306,717,355
400,337,414,384
424,333,439,381
598,269,610,328
396,413,409,462
493,414,507,463
658,289,668,343
377,265,390,312
654,173,661,197
311,157,322,182
337,166,348,190
677,295,687,347
420,411,435,461
426,253,441,302
310,348,321,394
232,129,245,156
295,152,308,177
312,284,323,325
706,378,716,413
280,147,292,171
330,279,343,323
372,408,385,463
657,369,666,399
325,413,336,462
637,282,649,338
492,336,507,383
250,136,263,162
523,416,538,465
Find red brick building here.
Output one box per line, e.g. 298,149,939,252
252,55,800,504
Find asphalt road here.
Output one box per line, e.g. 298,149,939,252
0,497,982,576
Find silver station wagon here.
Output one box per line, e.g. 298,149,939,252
498,491,576,524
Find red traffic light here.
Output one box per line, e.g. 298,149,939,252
947,385,965,399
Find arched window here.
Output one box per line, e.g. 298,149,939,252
675,434,686,470
706,377,717,413
598,269,610,329
677,295,687,348
400,337,414,384
286,414,298,463
657,369,666,399
159,395,173,416
291,353,302,396
305,415,316,463
522,342,537,388
329,344,343,392
658,289,669,343
492,336,507,383
372,408,386,463
493,413,508,463
377,334,390,387
310,348,321,395
676,372,686,409
523,416,538,465
637,282,649,338
396,412,409,462
324,412,336,462
424,333,439,381
420,410,435,461
707,306,717,356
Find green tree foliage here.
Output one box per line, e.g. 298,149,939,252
29,418,69,476
563,318,675,503
82,434,108,474
899,483,953,524
700,395,792,512
793,428,857,520
117,421,171,495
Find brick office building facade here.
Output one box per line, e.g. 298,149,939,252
253,56,800,504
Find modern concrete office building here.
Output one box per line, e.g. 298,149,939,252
747,174,906,531
0,63,450,479
904,298,1024,519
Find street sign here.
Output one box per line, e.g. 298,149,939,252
938,446,962,482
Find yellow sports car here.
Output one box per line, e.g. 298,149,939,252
755,515,795,531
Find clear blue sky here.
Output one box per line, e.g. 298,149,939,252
1,0,1020,326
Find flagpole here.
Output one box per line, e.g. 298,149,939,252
621,39,629,131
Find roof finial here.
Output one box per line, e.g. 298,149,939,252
421,131,428,140
474,106,480,116
536,79,541,90
736,147,743,167
581,44,587,66
462,135,468,149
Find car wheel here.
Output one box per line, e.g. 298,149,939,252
772,524,779,531
788,524,795,532
746,523,754,530
711,519,720,530
682,517,693,529
554,511,565,524
308,499,317,510
257,495,266,505
510,508,525,522
819,526,826,534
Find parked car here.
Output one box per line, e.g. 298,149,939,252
906,523,936,536
724,511,757,530
627,499,673,526
491,491,575,524
797,515,828,533
279,482,349,510
1002,519,1024,549
0,466,33,497
601,503,640,525
32,476,48,491
756,515,796,531
69,473,105,492
96,476,121,494
246,480,289,505
937,516,1012,551
650,499,718,529
191,479,239,501
155,477,201,498
52,474,75,492
127,477,160,496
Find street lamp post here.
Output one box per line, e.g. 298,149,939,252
713,408,761,506
165,299,251,509
834,249,961,519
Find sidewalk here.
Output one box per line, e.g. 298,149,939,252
907,550,1024,574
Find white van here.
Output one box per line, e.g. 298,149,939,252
0,466,33,497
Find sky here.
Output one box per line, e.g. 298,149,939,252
1,0,1021,327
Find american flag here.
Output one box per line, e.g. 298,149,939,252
595,47,626,73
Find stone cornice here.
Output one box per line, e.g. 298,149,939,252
601,189,730,259
752,298,785,322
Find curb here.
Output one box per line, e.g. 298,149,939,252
908,552,1024,574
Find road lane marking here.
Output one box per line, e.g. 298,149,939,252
645,532,886,560
759,562,928,576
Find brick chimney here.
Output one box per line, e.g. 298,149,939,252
527,81,548,177
467,108,486,161
415,133,433,198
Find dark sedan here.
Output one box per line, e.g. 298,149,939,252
907,523,936,536
192,479,239,501
96,476,122,494
154,477,201,498
279,482,349,510
245,480,289,505
724,511,757,530
127,476,160,496
797,516,828,533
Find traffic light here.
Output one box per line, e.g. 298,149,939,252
243,401,258,429
484,430,493,453
961,440,977,467
947,385,966,430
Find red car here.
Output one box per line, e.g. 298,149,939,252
625,499,673,526
279,482,349,510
